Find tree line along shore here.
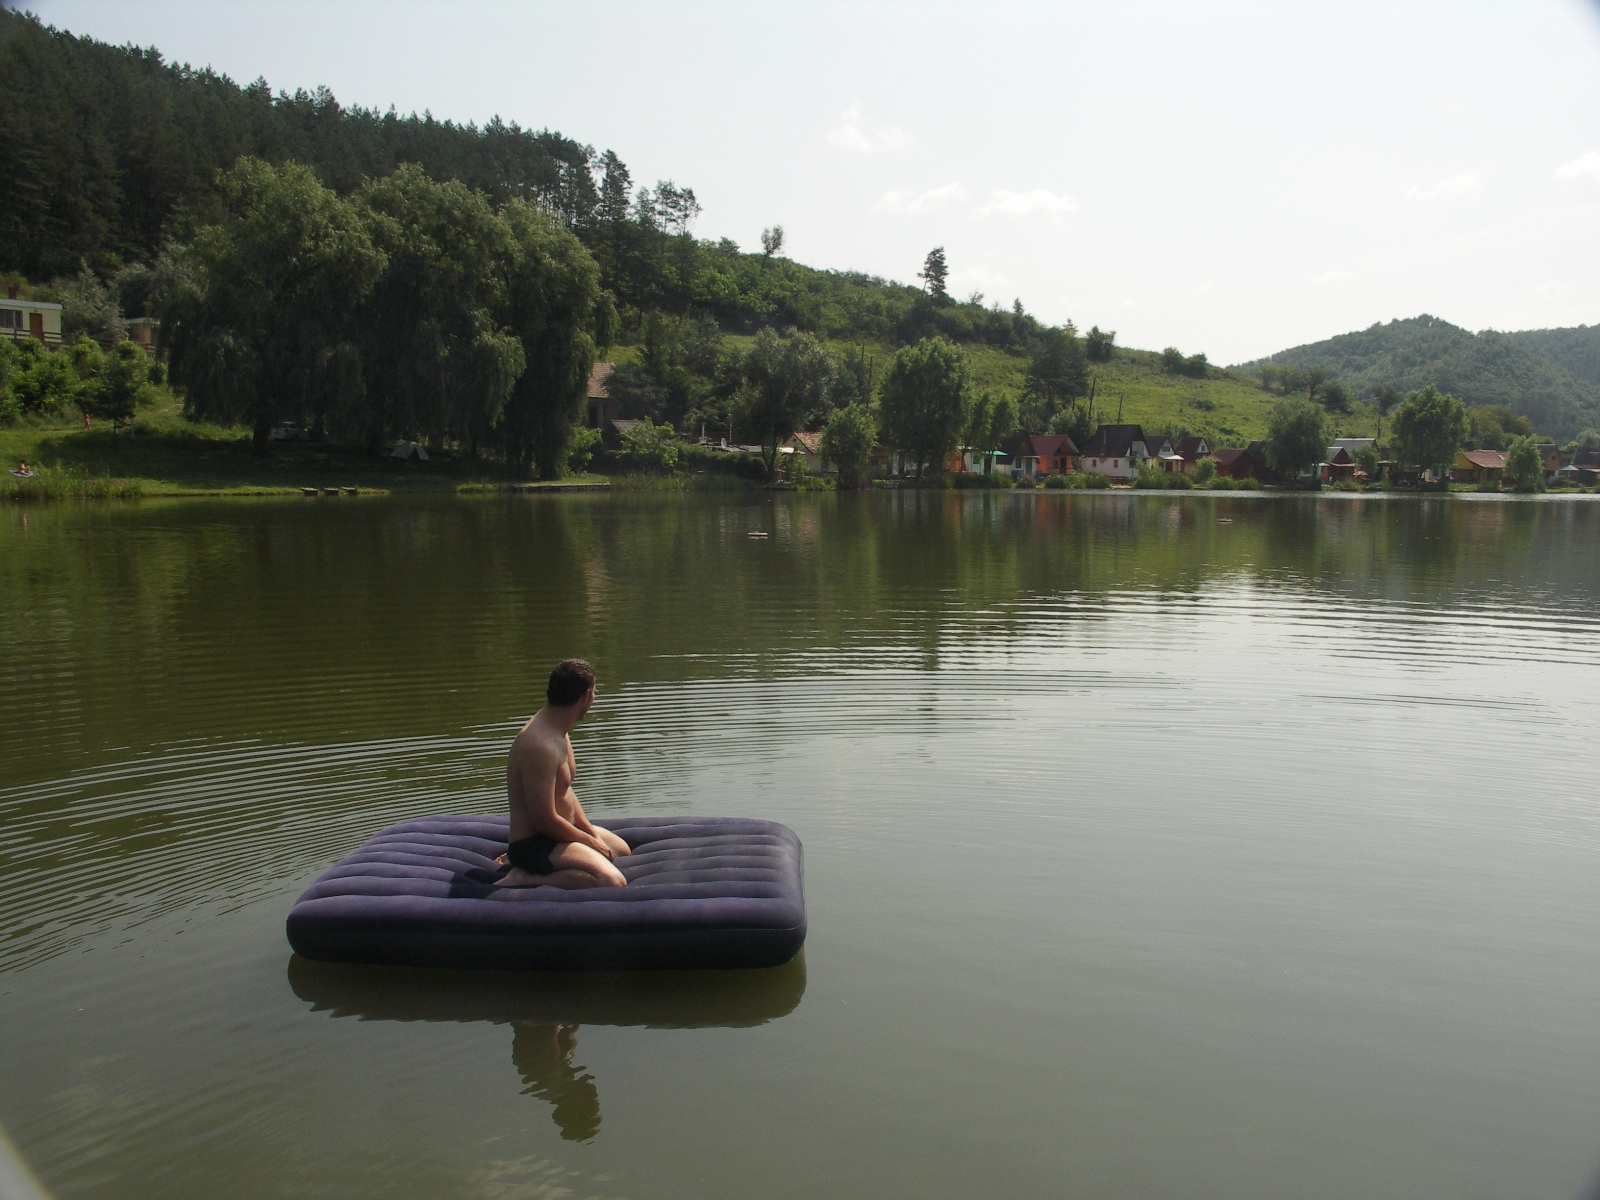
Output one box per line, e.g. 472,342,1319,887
4,10,1598,501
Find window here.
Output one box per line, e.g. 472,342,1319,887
0,310,20,330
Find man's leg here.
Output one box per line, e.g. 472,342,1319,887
496,841,626,889
591,825,632,858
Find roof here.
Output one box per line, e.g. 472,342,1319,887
1325,446,1355,464
1572,448,1600,469
1143,433,1173,455
1007,432,1080,458
1175,436,1210,459
1331,437,1375,452
1458,449,1508,470
587,362,614,399
1211,447,1248,467
788,430,824,455
1082,424,1146,458
0,298,63,311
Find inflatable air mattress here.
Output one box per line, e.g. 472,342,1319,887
286,815,805,971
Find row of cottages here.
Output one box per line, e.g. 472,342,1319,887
1450,444,1573,486
1077,425,1185,481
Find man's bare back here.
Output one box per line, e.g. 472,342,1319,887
496,659,630,889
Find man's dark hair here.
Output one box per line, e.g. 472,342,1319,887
547,659,596,707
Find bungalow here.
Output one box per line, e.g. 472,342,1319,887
784,430,825,473
1537,444,1563,486
585,362,618,429
0,288,63,347
1563,447,1600,486
1079,424,1152,482
1003,432,1078,479
1212,441,1277,482
1175,436,1212,472
959,446,1010,475
1143,432,1186,473
1321,445,1358,483
1450,449,1508,485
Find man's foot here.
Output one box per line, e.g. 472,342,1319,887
494,867,543,888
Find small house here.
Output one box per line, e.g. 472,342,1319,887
1175,436,1212,472
1450,449,1508,485
783,430,825,473
585,362,618,429
1003,432,1079,479
0,288,63,347
1321,445,1358,483
1080,424,1152,482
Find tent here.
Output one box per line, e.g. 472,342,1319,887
390,441,430,460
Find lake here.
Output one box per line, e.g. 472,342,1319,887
2,490,1598,1200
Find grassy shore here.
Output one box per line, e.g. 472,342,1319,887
0,396,606,500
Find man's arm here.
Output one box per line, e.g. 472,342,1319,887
519,753,614,858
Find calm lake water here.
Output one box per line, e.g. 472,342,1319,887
2,490,1598,1200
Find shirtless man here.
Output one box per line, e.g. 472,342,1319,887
496,659,631,888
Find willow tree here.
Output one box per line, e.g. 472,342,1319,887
354,164,519,455
877,336,970,478
498,198,604,478
738,327,834,480
164,158,383,452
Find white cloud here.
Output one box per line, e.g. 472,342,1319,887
1309,270,1353,284
1555,150,1600,181
1533,280,1573,297
1404,171,1482,201
826,101,912,154
978,188,1077,217
873,183,966,215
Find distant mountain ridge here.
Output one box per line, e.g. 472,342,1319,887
1237,315,1600,440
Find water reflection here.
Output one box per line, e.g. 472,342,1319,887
287,955,806,1143
512,1024,599,1141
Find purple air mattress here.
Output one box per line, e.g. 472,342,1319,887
286,815,806,971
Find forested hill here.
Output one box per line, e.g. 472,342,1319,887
1239,316,1600,440
0,11,1027,350
1500,325,1600,390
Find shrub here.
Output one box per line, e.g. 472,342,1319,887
1081,471,1111,489
1474,478,1502,493
613,417,680,473
1014,474,1038,489
1193,458,1217,485
953,471,1012,489
1042,474,1071,489
565,426,602,475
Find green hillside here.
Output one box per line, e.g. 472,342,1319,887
1238,315,1600,440
1501,325,1600,390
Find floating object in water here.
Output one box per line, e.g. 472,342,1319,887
747,531,768,539
286,815,806,971
300,487,318,497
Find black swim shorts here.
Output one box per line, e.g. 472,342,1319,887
506,834,560,875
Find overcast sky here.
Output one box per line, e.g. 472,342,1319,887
31,0,1600,362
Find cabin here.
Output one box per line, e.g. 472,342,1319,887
1079,424,1152,482
1003,432,1078,479
1537,444,1563,486
1212,442,1276,482
0,288,63,347
784,430,825,473
960,447,1010,475
1175,436,1212,472
1321,445,1358,483
1143,432,1185,473
126,317,160,354
1562,448,1600,486
585,363,618,429
1450,449,1508,484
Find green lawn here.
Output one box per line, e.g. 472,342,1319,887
0,394,592,499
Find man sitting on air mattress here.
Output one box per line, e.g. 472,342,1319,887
495,659,632,889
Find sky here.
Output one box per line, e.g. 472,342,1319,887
30,0,1600,363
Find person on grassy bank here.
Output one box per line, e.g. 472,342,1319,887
496,659,631,889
